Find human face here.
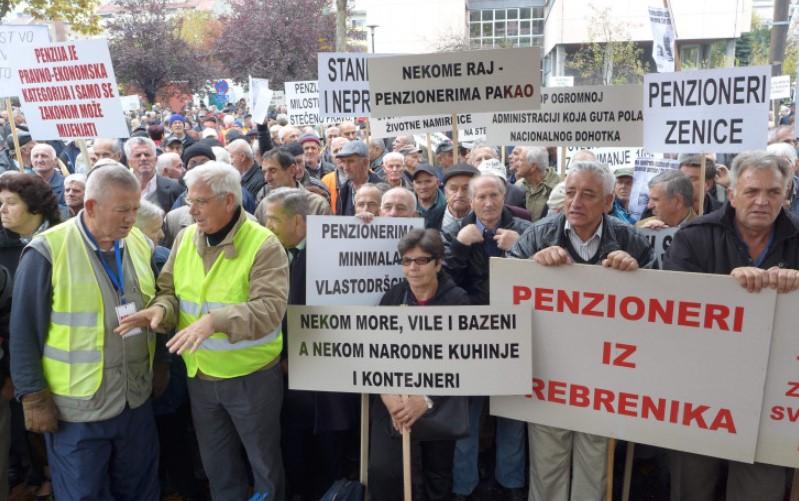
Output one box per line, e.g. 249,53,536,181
564,171,613,236
171,120,185,135
444,175,471,216
614,176,633,203
163,157,185,180
470,147,496,167
383,158,405,185
392,136,410,152
340,123,357,140
128,144,156,182
262,158,296,188
471,177,504,227
140,218,165,244
94,139,120,162
85,185,141,244
381,190,416,217
354,189,381,216
265,202,300,248
0,190,36,234
402,246,441,292
19,141,34,167
165,141,183,155
680,164,709,207
412,172,438,204
64,181,85,210
510,146,524,173
326,128,340,141
341,156,367,184
436,150,454,169
646,183,682,226
186,155,211,171
282,128,300,144
404,152,420,171
303,142,321,166
730,167,786,232
776,127,796,146
31,145,56,179
186,180,236,234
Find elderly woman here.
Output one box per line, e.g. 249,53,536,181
369,228,469,501
62,173,87,219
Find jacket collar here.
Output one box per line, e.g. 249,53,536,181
193,207,248,259
702,202,799,246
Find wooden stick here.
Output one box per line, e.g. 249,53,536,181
360,393,369,487
76,139,91,173
451,113,459,163
6,99,25,172
606,438,615,501
621,442,635,501
426,133,434,165
365,118,371,145
790,468,799,501
402,427,412,501
697,154,707,216
559,146,567,177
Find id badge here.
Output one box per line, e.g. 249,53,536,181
115,302,142,337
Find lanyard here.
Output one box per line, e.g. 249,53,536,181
83,220,125,297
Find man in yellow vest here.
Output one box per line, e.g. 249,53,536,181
9,163,160,500
119,161,289,500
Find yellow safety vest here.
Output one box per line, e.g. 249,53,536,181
173,219,282,379
41,220,155,398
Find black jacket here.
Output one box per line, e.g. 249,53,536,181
153,175,185,213
336,172,383,215
0,228,26,278
509,213,654,268
443,208,532,305
241,162,266,201
379,271,470,307
663,202,799,274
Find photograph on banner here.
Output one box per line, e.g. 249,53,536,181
287,305,532,396
318,52,371,118
628,157,679,219
557,147,657,173
770,75,791,101
648,7,675,73
248,76,272,124
489,260,777,462
486,84,643,147
370,112,492,140
755,292,799,468
8,38,129,140
284,80,345,126
368,47,541,117
0,24,51,98
306,215,424,306
643,65,770,153
638,227,678,269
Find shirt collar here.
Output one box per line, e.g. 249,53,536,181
564,218,603,244
77,211,125,251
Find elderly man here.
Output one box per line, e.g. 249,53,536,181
227,139,265,199
162,136,184,156
155,152,185,181
392,134,414,152
300,134,334,180
471,146,526,209
380,187,418,218
124,137,183,212
354,183,384,216
767,142,799,215
435,141,455,171
339,121,358,141
62,173,86,219
30,143,65,204
279,126,301,145
609,167,636,224
444,173,531,501
509,161,652,501
182,142,216,172
382,152,409,188
678,153,722,215
425,164,479,231
118,161,289,500
664,151,799,501
93,138,123,165
321,137,350,211
412,164,445,217
336,141,382,215
637,170,696,229
514,146,560,222
11,163,160,500
369,138,386,175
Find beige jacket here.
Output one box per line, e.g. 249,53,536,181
254,182,332,226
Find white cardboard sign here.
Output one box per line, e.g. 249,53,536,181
370,112,492,139
368,48,541,117
8,38,129,140
557,147,656,173
248,77,272,125
629,157,679,219
318,52,370,118
0,24,50,98
489,260,776,462
770,75,791,101
287,305,532,395
639,227,678,269
643,66,770,153
284,80,341,126
306,215,424,306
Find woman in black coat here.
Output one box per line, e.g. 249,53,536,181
369,228,470,501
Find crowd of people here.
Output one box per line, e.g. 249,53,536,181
0,100,798,501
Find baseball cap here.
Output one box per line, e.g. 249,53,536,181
298,133,321,145
411,164,438,180
337,140,369,158
614,167,634,178
435,141,454,154
443,163,479,184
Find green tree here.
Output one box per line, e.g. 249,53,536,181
0,0,101,34
735,13,797,75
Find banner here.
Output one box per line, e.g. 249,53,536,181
547,75,574,87
648,7,675,73
8,38,129,140
119,95,141,112
639,227,678,269
770,75,791,100
284,80,341,126
318,52,370,118
486,85,643,147
643,66,770,153
306,215,424,306
557,147,656,172
248,76,272,125
368,48,541,117
370,112,491,139
287,305,532,395
0,24,50,98
628,157,679,219
489,260,776,462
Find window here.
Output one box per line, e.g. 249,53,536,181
468,6,546,49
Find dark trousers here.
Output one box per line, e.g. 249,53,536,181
44,401,159,501
188,364,285,501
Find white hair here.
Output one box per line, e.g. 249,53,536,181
223,114,235,127
212,146,230,164
279,126,300,142
64,173,87,187
383,151,404,164
766,142,798,162
135,198,164,227
567,161,615,195
156,152,181,175
469,173,506,198
31,142,56,158
183,161,242,206
227,139,254,161
123,136,156,158
524,146,549,171
85,163,140,201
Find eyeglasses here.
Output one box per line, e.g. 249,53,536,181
185,193,224,207
401,256,436,266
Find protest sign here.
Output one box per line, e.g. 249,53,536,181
0,24,50,98
271,90,285,107
489,260,776,462
318,52,370,118
8,38,129,140
648,7,675,73
486,85,643,147
770,75,791,100
643,66,770,153
284,80,342,126
248,76,272,124
547,75,574,87
370,112,491,139
119,95,141,112
755,292,799,468
287,305,532,396
557,147,656,172
306,215,424,306
368,48,541,117
628,157,679,219
639,227,678,269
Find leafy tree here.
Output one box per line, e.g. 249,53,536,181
214,0,336,86
177,10,223,50
736,13,797,75
107,0,212,104
0,0,101,34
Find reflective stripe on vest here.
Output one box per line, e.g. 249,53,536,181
40,220,155,398
173,219,283,379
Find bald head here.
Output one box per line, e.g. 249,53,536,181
226,138,254,173
380,187,417,217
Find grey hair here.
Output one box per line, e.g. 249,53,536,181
85,163,140,201
567,161,615,195
648,170,693,207
469,173,507,198
278,126,300,142
729,151,790,189
227,139,254,161
183,161,243,206
212,146,230,164
265,187,309,218
382,151,404,164
382,186,417,212
93,138,122,156
135,199,164,227
156,152,181,176
355,183,382,198
64,173,87,187
31,143,56,158
123,136,156,158
524,146,549,171
766,142,798,162
369,138,386,151
768,125,795,144
470,142,498,158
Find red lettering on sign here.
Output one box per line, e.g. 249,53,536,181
704,304,730,331
512,286,531,304
785,381,799,398
549,380,567,404
601,342,637,368
535,288,553,311
677,301,701,328
582,292,604,317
